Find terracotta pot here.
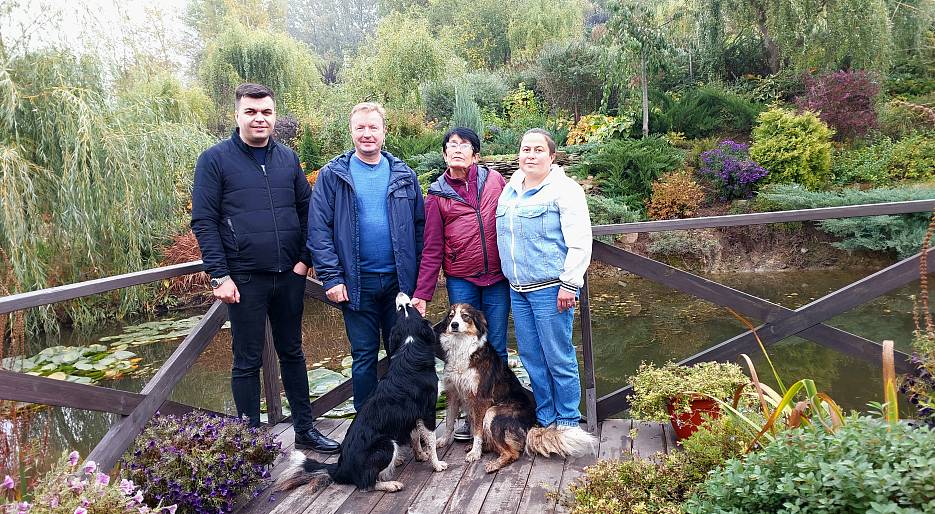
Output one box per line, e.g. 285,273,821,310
666,396,721,441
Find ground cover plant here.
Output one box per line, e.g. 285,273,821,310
122,413,281,513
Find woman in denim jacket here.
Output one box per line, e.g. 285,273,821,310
496,128,593,436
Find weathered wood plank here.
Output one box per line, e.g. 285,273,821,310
442,452,498,514
597,418,631,461
339,424,453,514
236,418,341,514
86,301,227,471
555,423,603,514
478,452,536,514
514,453,563,514
592,199,935,236
267,419,352,514
407,442,475,513
579,275,598,435
0,261,205,314
262,319,284,425
662,422,678,454
0,369,221,416
631,421,666,462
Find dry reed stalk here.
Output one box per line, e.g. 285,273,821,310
917,209,935,336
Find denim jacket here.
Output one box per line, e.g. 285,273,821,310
495,165,592,294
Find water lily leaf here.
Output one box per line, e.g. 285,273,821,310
59,351,82,364
340,356,353,369
74,362,94,371
40,363,57,371
341,367,353,378
47,372,68,380
111,351,136,360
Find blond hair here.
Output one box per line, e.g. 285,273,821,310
349,102,387,128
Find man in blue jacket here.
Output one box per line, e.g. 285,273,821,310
308,102,425,411
191,83,339,454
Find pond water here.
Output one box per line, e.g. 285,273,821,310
6,268,924,469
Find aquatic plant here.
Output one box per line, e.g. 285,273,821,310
0,345,140,385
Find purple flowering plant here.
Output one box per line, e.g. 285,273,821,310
121,412,281,514
1,451,174,514
698,140,769,201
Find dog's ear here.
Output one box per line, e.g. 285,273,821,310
432,309,452,336
472,308,488,341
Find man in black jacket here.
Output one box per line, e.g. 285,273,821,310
191,83,339,454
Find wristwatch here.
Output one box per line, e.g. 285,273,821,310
210,275,231,288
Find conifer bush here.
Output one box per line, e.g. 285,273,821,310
750,108,834,190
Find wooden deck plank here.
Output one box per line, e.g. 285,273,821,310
442,453,497,514
514,453,563,514
478,451,536,514
238,418,341,514
597,418,632,461
407,441,476,513
368,426,460,514
662,422,678,454
267,419,351,514
554,423,603,514
631,420,667,462
336,424,451,514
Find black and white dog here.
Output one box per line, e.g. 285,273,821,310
276,292,447,493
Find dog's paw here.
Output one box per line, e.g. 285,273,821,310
484,461,502,474
432,460,448,472
414,449,429,462
374,480,404,492
464,449,481,462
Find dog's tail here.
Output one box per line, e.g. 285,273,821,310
274,451,338,492
525,425,597,459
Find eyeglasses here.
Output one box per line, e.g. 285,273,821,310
445,142,473,151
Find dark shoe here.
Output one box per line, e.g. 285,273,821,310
295,426,341,454
453,420,473,442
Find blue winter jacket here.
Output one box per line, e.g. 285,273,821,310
191,129,312,279
308,150,425,311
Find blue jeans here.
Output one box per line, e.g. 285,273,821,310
446,276,510,362
510,285,581,427
228,271,314,431
340,272,399,411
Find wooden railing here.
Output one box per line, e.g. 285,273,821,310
1,199,933,469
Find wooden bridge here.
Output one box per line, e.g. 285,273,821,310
1,199,933,511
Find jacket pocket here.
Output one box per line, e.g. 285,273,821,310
514,204,548,237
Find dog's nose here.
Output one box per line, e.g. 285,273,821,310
450,321,459,331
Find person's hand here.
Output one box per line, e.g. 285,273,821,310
214,280,240,304
325,284,348,303
412,297,427,316
557,288,576,312
292,261,309,276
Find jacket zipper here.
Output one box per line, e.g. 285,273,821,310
474,176,489,275
226,218,238,250
246,147,283,272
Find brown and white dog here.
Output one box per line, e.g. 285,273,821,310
437,303,596,473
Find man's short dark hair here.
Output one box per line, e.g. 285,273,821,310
442,127,481,155
235,83,275,108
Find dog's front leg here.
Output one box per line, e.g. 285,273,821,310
437,386,460,448
416,420,448,472
409,425,428,462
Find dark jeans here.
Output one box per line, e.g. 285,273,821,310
228,270,314,431
340,272,400,411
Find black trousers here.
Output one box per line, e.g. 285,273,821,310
228,270,314,430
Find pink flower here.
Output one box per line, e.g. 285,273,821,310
17,502,30,513
96,473,110,486
119,478,136,496
74,507,87,514
162,506,177,514
49,497,59,508
67,477,85,493
2,475,13,489
132,490,144,503
68,451,80,466
137,507,150,514
81,461,97,475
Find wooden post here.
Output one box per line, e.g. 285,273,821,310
580,273,598,434
261,318,284,425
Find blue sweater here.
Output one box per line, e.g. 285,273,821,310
350,155,395,273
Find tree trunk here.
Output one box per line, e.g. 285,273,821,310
641,52,649,138
750,1,781,73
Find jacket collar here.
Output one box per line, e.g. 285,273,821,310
230,128,277,154
428,164,489,199
328,149,413,185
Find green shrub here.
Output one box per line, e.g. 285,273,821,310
410,151,447,192
659,86,765,139
646,170,705,220
570,137,684,208
385,132,443,161
450,88,485,139
420,71,510,122
298,126,325,171
484,127,522,156
888,132,935,181
627,361,748,422
685,417,935,513
877,99,935,139
647,231,723,266
587,195,643,225
750,108,834,189
756,184,935,258
832,138,896,186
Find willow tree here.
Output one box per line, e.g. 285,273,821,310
199,22,324,133
507,0,587,64
0,50,215,334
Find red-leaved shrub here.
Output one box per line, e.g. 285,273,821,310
795,71,881,141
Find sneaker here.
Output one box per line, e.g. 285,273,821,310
452,420,473,442
295,426,341,454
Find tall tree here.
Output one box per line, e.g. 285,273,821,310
507,0,587,64
536,40,606,121
286,0,379,83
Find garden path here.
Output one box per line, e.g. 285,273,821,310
236,418,674,514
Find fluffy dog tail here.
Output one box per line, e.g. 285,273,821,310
274,451,338,492
525,425,597,459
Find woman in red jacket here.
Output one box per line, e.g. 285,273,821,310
412,127,509,363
